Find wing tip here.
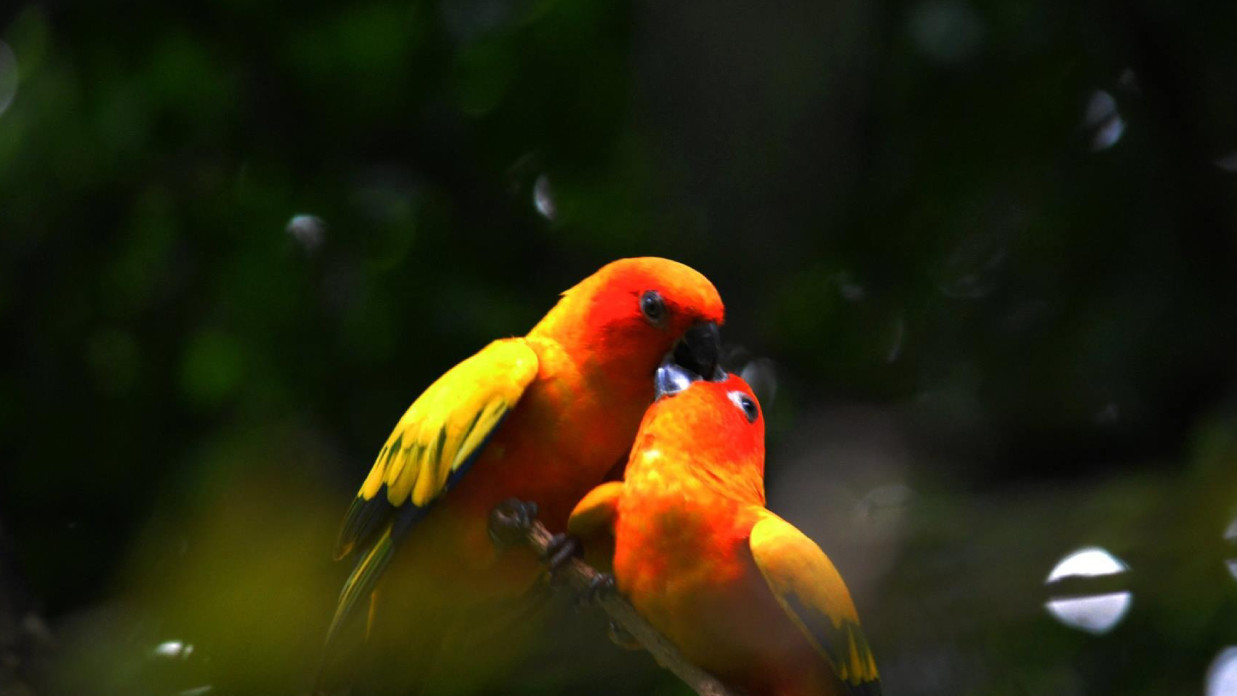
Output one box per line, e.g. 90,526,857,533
326,527,395,647
334,490,397,560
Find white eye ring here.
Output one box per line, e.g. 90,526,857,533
728,390,758,423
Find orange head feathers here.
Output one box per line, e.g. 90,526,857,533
530,257,726,381
625,367,767,500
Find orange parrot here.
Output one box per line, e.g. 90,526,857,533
568,367,881,696
323,257,725,693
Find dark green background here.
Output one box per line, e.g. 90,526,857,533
3,0,1237,694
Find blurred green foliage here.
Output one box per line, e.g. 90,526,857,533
2,0,1237,694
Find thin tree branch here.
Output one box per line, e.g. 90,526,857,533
512,518,739,696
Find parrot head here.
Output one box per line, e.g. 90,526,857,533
642,368,766,482
545,257,725,383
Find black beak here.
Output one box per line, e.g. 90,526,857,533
672,321,723,382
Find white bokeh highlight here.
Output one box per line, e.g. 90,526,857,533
1207,647,1237,696
533,174,556,220
1224,517,1237,581
152,639,194,659
1044,546,1132,635
1084,90,1125,151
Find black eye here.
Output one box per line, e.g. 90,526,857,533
640,290,667,325
728,390,759,423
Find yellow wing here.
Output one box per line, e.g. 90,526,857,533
327,338,539,642
567,481,624,538
749,511,881,696
567,481,625,574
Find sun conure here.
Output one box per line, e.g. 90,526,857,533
568,367,881,696
323,258,724,693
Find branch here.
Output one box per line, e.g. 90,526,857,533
513,518,739,696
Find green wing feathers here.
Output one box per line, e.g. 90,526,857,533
749,512,881,695
328,338,539,642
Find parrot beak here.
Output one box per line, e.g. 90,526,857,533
655,359,701,400
672,321,723,383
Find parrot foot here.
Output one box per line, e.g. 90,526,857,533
488,498,539,550
577,572,616,608
542,533,583,576
606,619,642,651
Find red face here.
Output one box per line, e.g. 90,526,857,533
573,257,725,379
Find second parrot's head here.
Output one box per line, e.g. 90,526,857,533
641,368,766,479
541,257,725,382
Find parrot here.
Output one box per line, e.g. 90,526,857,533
322,257,725,693
567,366,881,696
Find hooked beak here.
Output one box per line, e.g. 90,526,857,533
672,321,723,383
655,358,700,400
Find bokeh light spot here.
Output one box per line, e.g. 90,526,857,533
285,214,326,252
1223,518,1237,581
1208,647,1237,696
152,640,194,659
533,174,556,220
1044,546,1132,634
1084,90,1125,151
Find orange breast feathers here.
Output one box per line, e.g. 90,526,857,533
569,372,881,696
326,257,724,654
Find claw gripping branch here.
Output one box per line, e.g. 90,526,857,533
487,499,738,696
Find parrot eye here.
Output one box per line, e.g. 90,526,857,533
728,391,759,423
640,290,667,325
